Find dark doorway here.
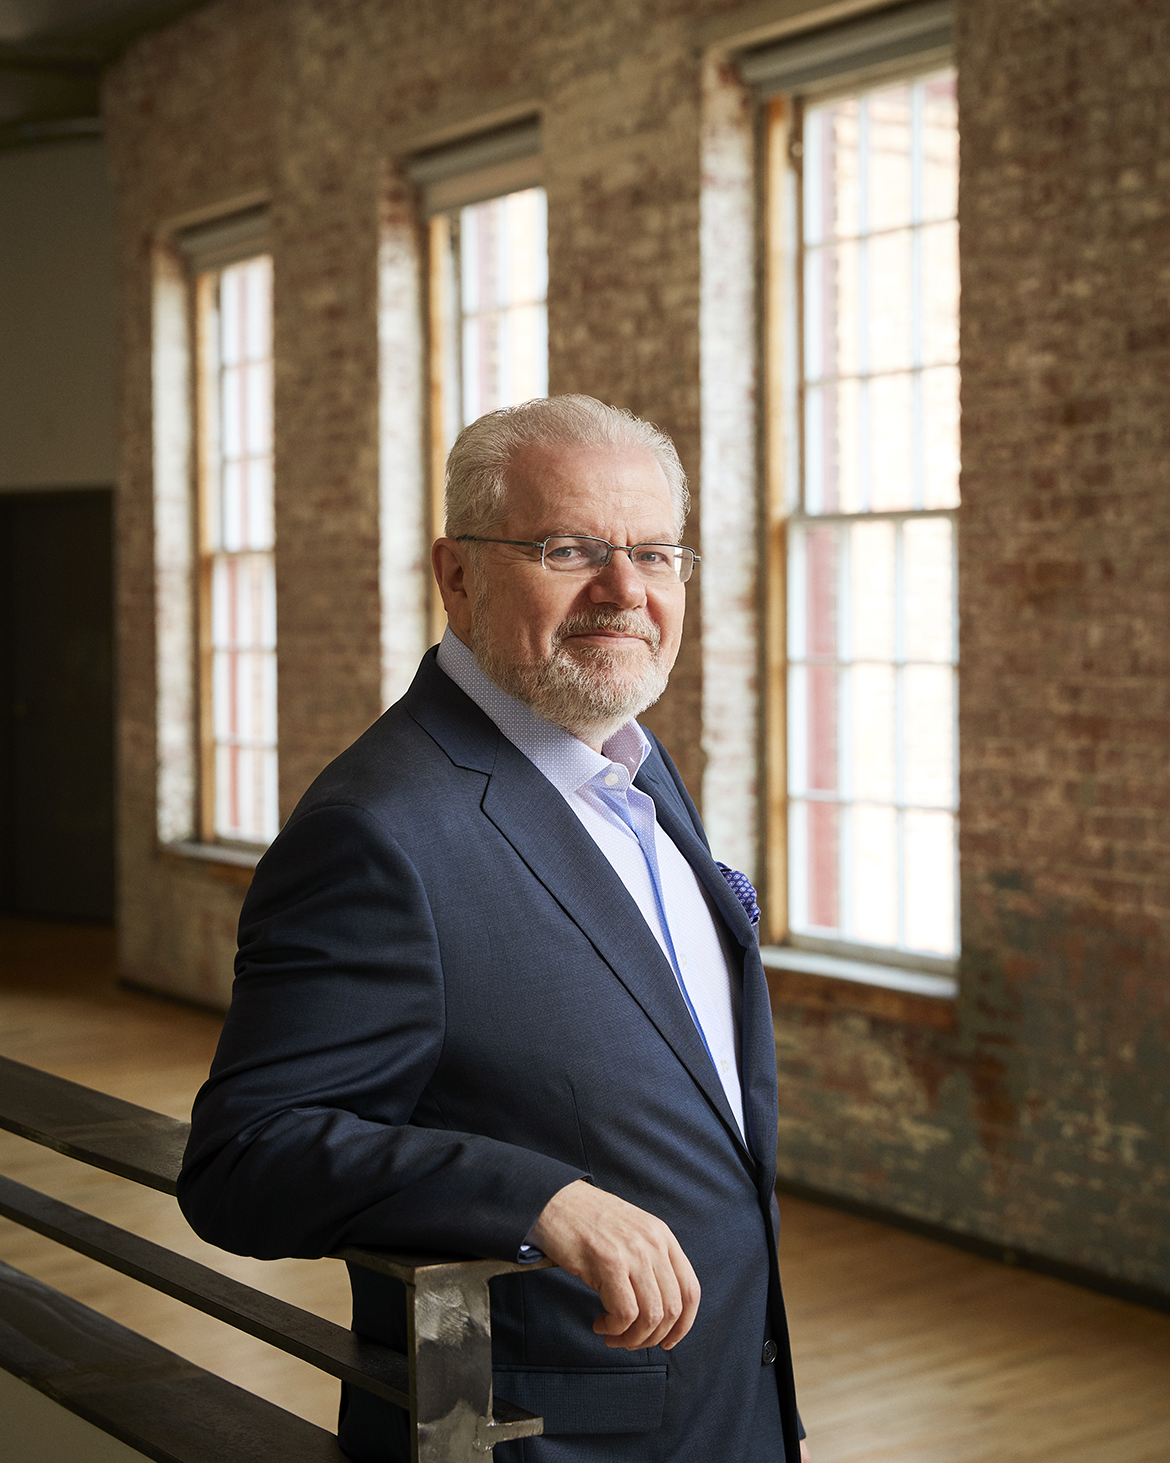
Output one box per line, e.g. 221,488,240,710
0,489,115,921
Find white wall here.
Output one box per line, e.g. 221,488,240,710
0,139,117,489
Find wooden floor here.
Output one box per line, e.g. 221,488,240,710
1,916,1168,1461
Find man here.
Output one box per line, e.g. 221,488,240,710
179,395,807,1462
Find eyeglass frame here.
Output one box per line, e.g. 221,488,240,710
454,533,700,584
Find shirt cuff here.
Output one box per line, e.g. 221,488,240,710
518,1222,545,1263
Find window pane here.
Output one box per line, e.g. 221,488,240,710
220,459,243,553
806,664,839,792
503,301,548,404
850,803,897,946
459,187,548,424
849,663,895,803
804,378,861,514
244,454,275,551
792,799,840,932
903,517,954,662
243,257,272,359
921,74,958,222
903,664,955,808
204,254,277,846
849,518,895,661
868,373,914,510
922,364,961,508
867,85,913,232
804,99,859,245
220,268,243,366
921,220,959,366
215,742,279,846
244,357,273,456
904,809,955,953
805,241,858,381
868,230,913,372
804,523,839,658
788,663,809,794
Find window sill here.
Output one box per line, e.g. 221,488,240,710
760,945,958,1030
160,840,263,886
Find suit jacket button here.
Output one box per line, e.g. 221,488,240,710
762,1339,778,1365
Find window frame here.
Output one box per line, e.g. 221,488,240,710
761,51,961,992
178,210,277,853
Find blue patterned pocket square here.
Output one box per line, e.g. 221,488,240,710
716,862,761,927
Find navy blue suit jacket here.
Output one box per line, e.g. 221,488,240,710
179,651,801,1462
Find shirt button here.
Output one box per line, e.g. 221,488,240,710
604,772,619,787
679,952,687,966
761,1340,778,1365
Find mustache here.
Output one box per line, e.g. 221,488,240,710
552,610,661,652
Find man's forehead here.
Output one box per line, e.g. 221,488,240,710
501,441,673,522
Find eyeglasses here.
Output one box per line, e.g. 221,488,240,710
456,534,699,583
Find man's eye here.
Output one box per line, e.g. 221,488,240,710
547,544,586,561
634,547,678,571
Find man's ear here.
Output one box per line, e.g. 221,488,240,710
432,538,475,639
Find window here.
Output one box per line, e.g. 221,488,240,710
411,120,548,639
789,71,959,963
752,7,960,978
430,186,549,444
181,211,277,849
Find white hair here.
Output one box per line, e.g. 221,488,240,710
444,395,689,540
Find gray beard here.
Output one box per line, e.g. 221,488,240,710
470,606,670,742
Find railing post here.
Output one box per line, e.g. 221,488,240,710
335,1248,548,1460
407,1258,495,1461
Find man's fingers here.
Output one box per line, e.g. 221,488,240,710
591,1223,699,1350
634,1246,686,1349
591,1268,641,1336
533,1179,701,1351
659,1243,701,1350
597,1268,673,1349
592,1243,673,1348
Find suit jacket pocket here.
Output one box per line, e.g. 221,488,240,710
492,1364,668,1436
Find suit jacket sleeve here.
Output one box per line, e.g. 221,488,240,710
177,800,588,1262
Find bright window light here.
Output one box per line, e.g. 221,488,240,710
788,68,959,959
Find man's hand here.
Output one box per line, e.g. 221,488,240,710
800,1440,811,1463
529,1179,701,1351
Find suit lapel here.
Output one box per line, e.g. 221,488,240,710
480,741,753,1166
634,751,778,1174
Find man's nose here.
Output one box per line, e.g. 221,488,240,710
587,547,648,606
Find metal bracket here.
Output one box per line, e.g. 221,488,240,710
336,1249,550,1460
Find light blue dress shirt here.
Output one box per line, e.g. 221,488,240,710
436,629,745,1138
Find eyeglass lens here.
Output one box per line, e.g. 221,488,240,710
542,536,694,583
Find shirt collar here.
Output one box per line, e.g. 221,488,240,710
436,627,650,797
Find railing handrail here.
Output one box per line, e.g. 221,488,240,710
0,1053,188,1194
0,1053,546,1461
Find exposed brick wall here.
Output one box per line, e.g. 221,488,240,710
103,0,1169,1290
955,0,1170,1285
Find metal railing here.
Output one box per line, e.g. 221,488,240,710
0,1054,546,1462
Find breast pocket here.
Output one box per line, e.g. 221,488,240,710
492,1364,668,1436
